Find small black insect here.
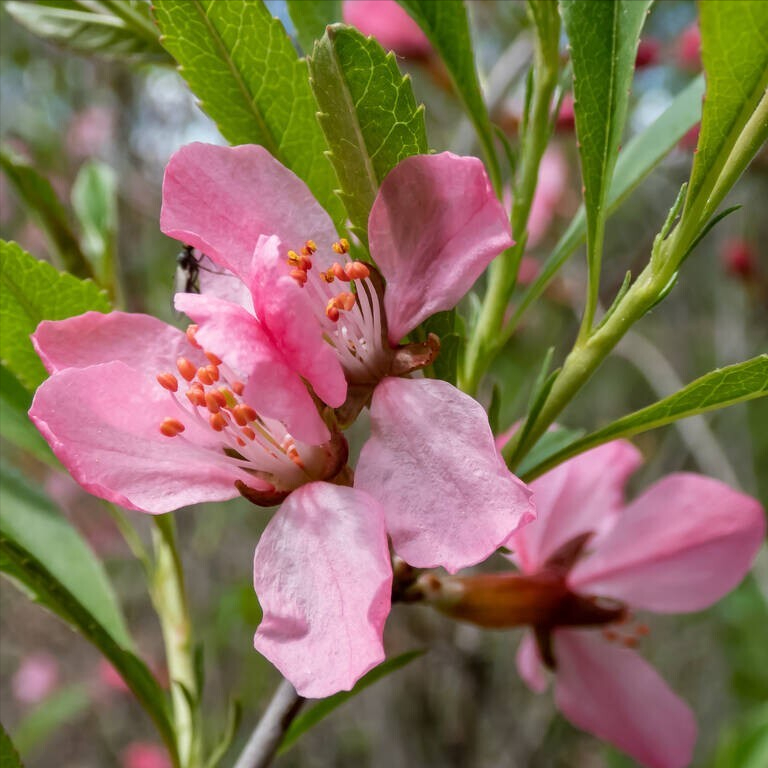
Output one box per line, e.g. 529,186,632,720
175,244,202,294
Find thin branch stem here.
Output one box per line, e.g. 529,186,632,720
232,679,305,768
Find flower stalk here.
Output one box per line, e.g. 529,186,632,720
151,515,201,768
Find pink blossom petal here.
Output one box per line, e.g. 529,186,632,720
355,377,534,572
343,0,431,59
32,312,191,374
369,153,513,343
554,630,696,768
516,633,548,693
253,483,392,698
249,235,347,407
174,293,329,444
161,143,338,281
197,260,254,313
121,742,171,768
510,441,642,574
569,473,765,612
29,362,246,513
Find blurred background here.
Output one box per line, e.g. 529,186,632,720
1,1,766,766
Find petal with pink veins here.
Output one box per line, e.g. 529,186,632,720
253,483,392,698
368,153,513,343
29,362,248,513
161,143,338,281
569,473,765,613
249,235,347,407
32,312,192,375
509,441,642,574
516,632,548,693
554,629,696,768
174,293,330,445
355,377,534,572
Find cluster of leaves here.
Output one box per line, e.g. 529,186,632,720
1,0,767,766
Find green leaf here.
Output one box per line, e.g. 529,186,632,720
153,0,345,230
0,146,91,279
0,241,110,391
287,0,341,54
522,355,768,480
685,0,768,222
509,75,705,331
0,462,132,647
422,310,464,384
0,722,24,768
3,1,171,62
71,160,118,290
203,698,242,768
0,365,56,465
279,650,424,753
12,685,90,757
395,0,500,190
0,468,176,762
560,0,652,324
515,426,585,478
711,706,768,768
309,24,427,243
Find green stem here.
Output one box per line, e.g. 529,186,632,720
151,516,201,768
460,35,559,395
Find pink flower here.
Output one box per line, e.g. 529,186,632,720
121,742,171,768
676,22,701,72
527,146,568,248
431,442,764,768
32,142,534,697
555,93,575,133
30,310,348,512
12,653,59,704
342,0,431,59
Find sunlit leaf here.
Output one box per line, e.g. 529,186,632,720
309,24,427,243
287,0,341,54
0,241,110,391
153,0,345,230
3,0,170,62
0,722,24,768
395,0,500,188
522,355,768,479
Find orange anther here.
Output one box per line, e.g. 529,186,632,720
205,392,224,413
232,380,245,396
290,268,308,286
338,291,356,311
177,357,196,381
332,238,350,255
196,367,214,385
345,261,370,280
206,364,220,382
331,262,350,281
232,404,257,424
205,351,222,365
159,418,185,437
156,372,179,392
622,636,638,648
325,300,340,322
236,437,246,447
186,387,206,407
287,249,301,266
185,324,202,348
241,427,256,441
303,239,317,254
320,269,335,283
240,405,257,422
635,624,650,636
209,413,227,431
602,629,618,642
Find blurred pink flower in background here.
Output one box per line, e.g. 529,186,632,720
343,0,431,59
555,93,575,132
676,22,701,72
66,105,114,159
721,239,758,281
635,37,661,69
678,123,701,152
121,742,171,768
527,146,568,249
12,653,60,704
98,659,129,693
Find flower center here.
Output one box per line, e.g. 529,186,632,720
154,324,318,494
286,238,390,382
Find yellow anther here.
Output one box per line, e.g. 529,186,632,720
332,238,350,254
